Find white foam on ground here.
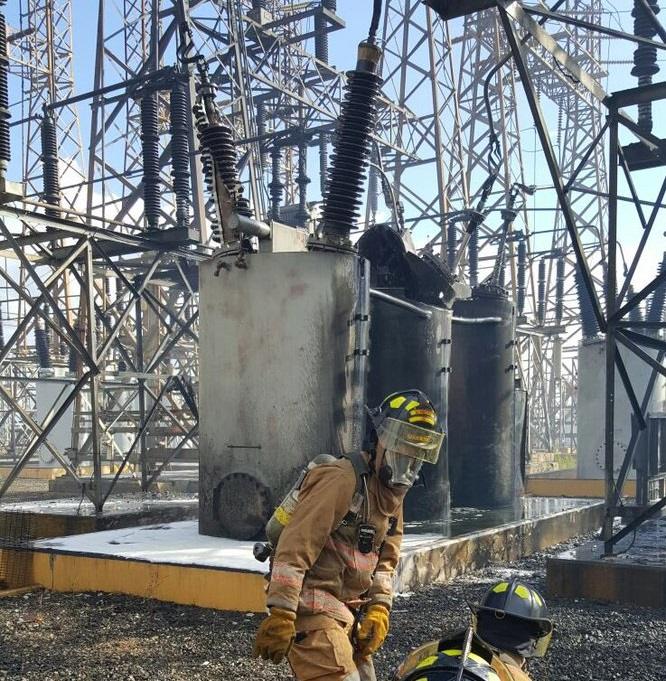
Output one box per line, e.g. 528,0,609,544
33,520,267,574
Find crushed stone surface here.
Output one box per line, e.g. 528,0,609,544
1,534,665,680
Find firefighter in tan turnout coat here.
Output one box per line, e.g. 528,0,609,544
253,390,444,681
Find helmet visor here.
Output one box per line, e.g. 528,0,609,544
377,417,444,464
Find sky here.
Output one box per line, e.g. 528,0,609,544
5,1,666,305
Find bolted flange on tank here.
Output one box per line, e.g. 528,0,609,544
448,284,517,509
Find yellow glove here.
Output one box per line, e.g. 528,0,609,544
253,607,297,663
356,604,389,656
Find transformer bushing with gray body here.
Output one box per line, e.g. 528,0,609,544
448,286,517,508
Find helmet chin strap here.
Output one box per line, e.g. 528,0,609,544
378,463,393,486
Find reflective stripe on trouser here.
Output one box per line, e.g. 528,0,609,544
288,618,376,681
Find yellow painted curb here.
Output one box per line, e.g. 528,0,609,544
29,551,267,612
525,477,636,498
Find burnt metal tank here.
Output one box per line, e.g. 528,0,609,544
448,284,516,508
358,225,455,524
199,245,369,539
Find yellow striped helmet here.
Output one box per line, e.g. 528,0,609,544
472,579,554,658
394,645,500,681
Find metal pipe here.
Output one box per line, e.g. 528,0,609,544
229,213,271,239
369,289,431,318
452,316,503,324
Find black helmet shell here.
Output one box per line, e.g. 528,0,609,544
472,580,554,658
395,644,500,681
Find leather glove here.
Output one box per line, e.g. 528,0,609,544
356,604,389,656
253,607,297,664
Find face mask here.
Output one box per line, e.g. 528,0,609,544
380,449,423,488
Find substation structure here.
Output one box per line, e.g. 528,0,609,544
0,0,664,608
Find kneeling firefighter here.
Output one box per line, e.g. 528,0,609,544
393,580,554,681
253,390,444,681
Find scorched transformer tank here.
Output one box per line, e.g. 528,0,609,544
448,284,517,508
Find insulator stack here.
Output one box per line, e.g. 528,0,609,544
256,101,268,168
170,81,191,231
447,223,457,271
627,285,644,323
576,264,600,339
632,0,661,133
269,145,283,220
367,162,378,222
40,109,61,218
648,251,666,322
517,238,526,317
194,104,220,238
315,1,336,63
320,42,382,242
252,0,266,8
69,317,85,373
296,137,310,228
0,8,11,174
140,92,161,230
555,254,565,324
35,321,51,369
0,304,4,352
537,258,546,325
468,229,478,287
319,133,328,196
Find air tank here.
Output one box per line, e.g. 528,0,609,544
199,241,368,540
448,285,516,508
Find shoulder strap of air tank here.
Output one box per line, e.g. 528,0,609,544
344,451,369,494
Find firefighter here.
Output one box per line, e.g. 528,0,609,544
253,389,444,681
471,579,554,681
393,580,553,681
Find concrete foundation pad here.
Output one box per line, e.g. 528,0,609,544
0,496,198,539
396,500,604,592
48,473,198,495
0,498,605,612
547,516,666,608
0,463,121,481
525,477,636,498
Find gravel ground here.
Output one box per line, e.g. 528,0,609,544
1,534,665,681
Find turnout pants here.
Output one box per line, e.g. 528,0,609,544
288,616,376,681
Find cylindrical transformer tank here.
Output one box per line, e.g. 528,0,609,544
366,292,451,523
449,286,516,508
199,249,368,539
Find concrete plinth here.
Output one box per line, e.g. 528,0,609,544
547,516,666,608
0,496,198,539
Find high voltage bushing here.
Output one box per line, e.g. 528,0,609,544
447,222,457,271
632,0,661,133
169,80,191,231
40,108,61,219
269,144,283,220
627,285,644,323
320,41,382,243
193,104,220,238
140,92,161,230
296,136,310,228
517,238,526,317
648,251,666,322
256,100,267,167
555,254,565,324
537,258,546,325
0,6,11,174
34,321,51,369
319,132,328,196
468,229,478,287
575,264,599,340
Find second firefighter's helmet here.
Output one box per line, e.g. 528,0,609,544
394,642,500,681
366,389,443,488
471,579,554,658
